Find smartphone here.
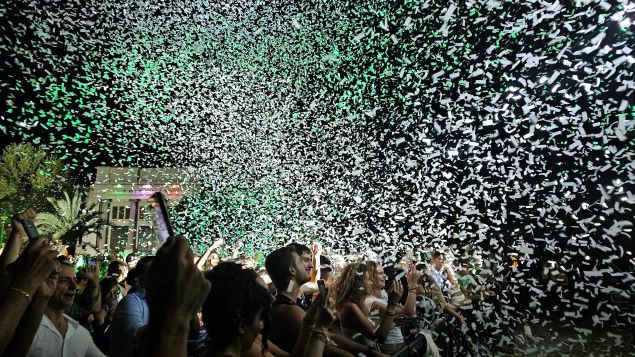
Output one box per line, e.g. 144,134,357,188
21,219,40,240
386,269,407,291
317,279,328,307
150,192,174,244
87,257,97,266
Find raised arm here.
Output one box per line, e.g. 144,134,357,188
444,263,458,286
304,300,336,357
76,263,101,313
371,263,419,317
3,273,58,357
195,238,223,270
0,237,59,355
341,281,402,344
309,242,321,283
139,237,211,357
0,210,37,267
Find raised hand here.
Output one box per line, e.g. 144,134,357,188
10,237,60,296
406,262,420,285
145,236,211,322
10,209,37,238
314,305,335,330
35,272,59,300
84,263,100,283
388,280,403,304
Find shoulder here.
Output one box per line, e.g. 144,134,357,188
129,290,146,299
271,304,305,322
32,316,55,344
340,301,364,315
119,291,146,306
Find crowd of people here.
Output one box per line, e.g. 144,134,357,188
0,209,529,357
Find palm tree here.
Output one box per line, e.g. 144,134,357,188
36,190,108,249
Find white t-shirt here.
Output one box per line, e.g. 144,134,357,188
26,314,105,357
364,291,405,344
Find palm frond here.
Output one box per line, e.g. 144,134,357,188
36,212,64,234
37,189,109,247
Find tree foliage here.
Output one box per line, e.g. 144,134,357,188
36,189,108,248
0,143,67,215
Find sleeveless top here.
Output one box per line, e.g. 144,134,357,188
340,318,378,349
365,291,405,344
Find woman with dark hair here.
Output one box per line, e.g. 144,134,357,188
92,277,119,353
99,277,120,320
331,262,402,352
202,262,272,357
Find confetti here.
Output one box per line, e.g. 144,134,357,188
0,0,633,353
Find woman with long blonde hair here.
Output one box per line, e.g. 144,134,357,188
365,261,421,353
331,262,402,351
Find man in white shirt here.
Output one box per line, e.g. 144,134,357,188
430,252,449,290
25,258,105,357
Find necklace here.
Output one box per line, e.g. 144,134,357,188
274,293,296,306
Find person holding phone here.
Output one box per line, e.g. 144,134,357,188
364,261,420,354
0,210,61,356
265,247,387,357
16,256,105,357
0,209,40,268
331,262,403,352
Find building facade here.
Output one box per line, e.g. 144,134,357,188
85,167,195,254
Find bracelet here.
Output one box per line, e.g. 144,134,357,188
385,309,396,317
8,287,31,303
311,330,328,344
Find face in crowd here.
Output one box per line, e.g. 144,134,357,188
432,254,444,271
104,281,121,305
49,264,78,310
296,250,313,280
108,261,129,283
202,262,271,353
372,264,387,290
292,252,311,285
